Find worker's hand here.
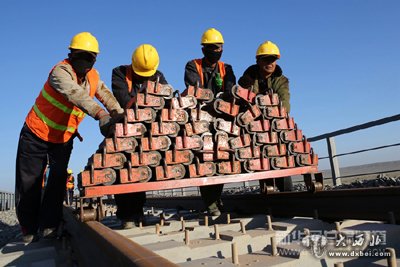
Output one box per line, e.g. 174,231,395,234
96,110,112,137
110,108,125,123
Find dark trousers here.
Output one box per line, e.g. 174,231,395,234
115,192,146,220
200,184,224,210
16,124,73,233
65,189,74,206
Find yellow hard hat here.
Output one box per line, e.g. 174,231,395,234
201,28,224,45
131,44,159,77
256,41,280,59
67,169,73,174
69,32,100,54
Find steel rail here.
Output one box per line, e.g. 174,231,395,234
146,186,400,222
63,207,178,267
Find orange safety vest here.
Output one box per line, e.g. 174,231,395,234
125,66,134,93
193,59,226,90
66,175,74,190
25,59,98,143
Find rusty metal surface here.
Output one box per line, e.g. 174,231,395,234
143,79,173,98
214,118,240,136
182,85,214,103
80,168,116,187
231,85,256,103
155,163,186,180
140,136,171,151
188,159,216,177
114,122,147,137
237,105,262,126
150,121,180,137
214,98,240,116
63,207,178,267
160,108,188,125
82,166,318,197
255,93,280,107
133,93,165,109
119,166,152,183
105,137,138,153
126,107,156,123
246,118,271,133
184,120,209,136
92,152,126,169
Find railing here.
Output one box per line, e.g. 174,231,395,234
308,114,400,186
0,191,15,211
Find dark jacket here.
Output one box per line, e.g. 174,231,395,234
184,59,236,94
112,65,168,109
238,64,290,112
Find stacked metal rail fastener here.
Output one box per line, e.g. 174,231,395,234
78,80,318,188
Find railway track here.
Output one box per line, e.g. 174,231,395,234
1,186,399,266
146,186,400,222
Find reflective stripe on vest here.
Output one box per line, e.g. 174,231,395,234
25,59,98,143
40,87,85,118
193,59,226,90
33,104,75,133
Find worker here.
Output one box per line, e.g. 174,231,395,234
238,40,292,192
15,32,124,242
65,169,75,206
111,44,169,229
184,28,236,216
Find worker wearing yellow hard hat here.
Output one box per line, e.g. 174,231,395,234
238,40,290,112
111,44,171,109
184,28,236,95
184,28,236,216
16,32,124,242
111,44,173,229
65,169,75,206
238,40,292,193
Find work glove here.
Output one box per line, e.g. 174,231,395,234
96,110,112,137
110,108,125,123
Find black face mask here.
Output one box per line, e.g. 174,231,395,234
203,49,222,64
69,52,96,76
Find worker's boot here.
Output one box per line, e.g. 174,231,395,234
20,226,39,243
121,219,135,229
42,227,57,239
207,202,221,216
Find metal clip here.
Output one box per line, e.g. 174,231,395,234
182,84,214,103
237,104,262,126
231,85,256,103
188,157,216,177
119,165,152,183
161,107,189,125
246,117,271,133
114,122,147,137
214,118,240,136
185,120,210,137
255,90,280,108
80,168,117,186
171,90,197,109
174,130,203,150
155,160,186,180
229,129,252,149
92,151,127,169
126,106,156,123
142,78,173,98
244,145,271,172
213,96,240,117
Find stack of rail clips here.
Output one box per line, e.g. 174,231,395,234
79,80,318,188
